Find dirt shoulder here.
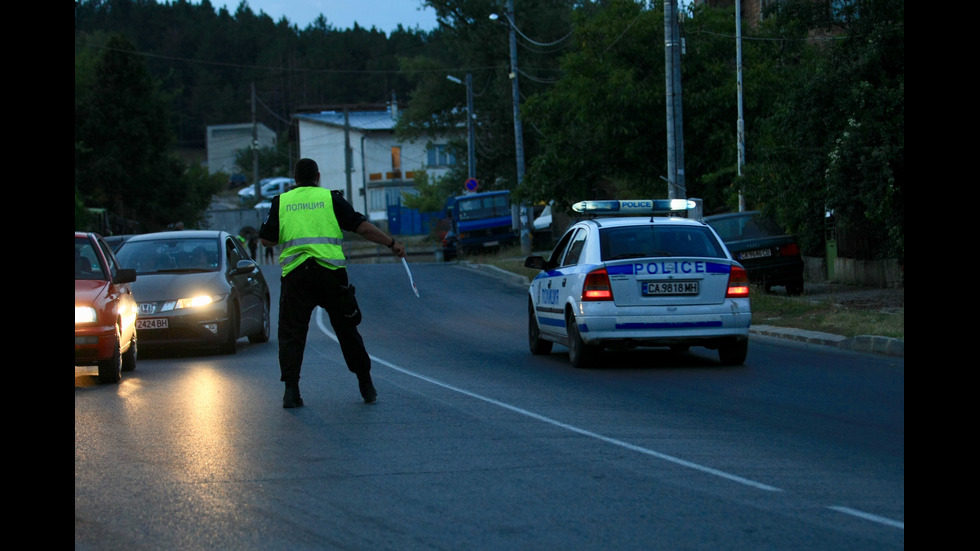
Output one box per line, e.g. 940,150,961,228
776,282,904,313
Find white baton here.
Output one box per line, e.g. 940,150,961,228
402,257,419,297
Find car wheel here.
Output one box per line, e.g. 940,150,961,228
121,332,137,372
98,331,123,384
718,339,748,366
786,279,804,296
248,297,271,343
220,304,239,355
567,314,597,369
528,301,553,355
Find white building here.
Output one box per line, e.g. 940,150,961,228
293,104,455,224
206,123,277,175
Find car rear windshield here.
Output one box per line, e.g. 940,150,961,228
707,214,785,241
599,225,727,260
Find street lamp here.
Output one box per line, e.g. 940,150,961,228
490,1,531,255
446,74,476,181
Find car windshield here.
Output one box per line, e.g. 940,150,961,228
75,237,105,280
103,235,132,253
599,225,727,260
116,237,220,274
707,213,785,241
457,194,510,221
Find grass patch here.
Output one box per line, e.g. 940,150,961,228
750,289,904,340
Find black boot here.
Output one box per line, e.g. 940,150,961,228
283,384,304,408
358,374,377,404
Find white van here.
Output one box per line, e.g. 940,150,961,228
238,177,295,202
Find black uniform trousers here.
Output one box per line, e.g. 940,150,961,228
278,258,370,385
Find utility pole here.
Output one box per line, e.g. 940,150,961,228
466,73,476,180
251,82,260,201
664,1,686,201
344,107,352,199
447,74,477,180
505,0,530,255
736,0,746,212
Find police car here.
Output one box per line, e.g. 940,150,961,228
524,199,751,368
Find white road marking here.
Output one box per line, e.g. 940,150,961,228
315,309,903,530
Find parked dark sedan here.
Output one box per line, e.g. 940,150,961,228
704,211,805,295
113,230,271,354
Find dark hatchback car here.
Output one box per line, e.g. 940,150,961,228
704,211,805,295
114,230,271,354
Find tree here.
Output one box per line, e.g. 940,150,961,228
522,0,667,210
747,0,904,260
398,0,574,199
520,1,806,214
678,2,809,213
402,170,459,213
75,33,221,231
233,130,296,188
75,0,431,151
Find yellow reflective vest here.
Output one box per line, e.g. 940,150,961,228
278,187,346,277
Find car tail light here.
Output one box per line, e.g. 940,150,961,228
780,243,800,256
582,268,613,301
726,265,750,298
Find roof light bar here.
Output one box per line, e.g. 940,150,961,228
571,199,695,214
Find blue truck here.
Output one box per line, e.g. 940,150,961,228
444,190,518,257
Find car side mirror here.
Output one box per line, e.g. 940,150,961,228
525,256,547,270
231,259,258,276
114,268,137,284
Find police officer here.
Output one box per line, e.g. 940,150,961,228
259,158,406,408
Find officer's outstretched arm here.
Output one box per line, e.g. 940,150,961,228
355,221,407,258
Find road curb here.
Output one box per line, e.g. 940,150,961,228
839,334,905,357
750,325,904,358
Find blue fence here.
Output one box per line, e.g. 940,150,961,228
387,205,445,236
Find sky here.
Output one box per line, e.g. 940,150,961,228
209,1,440,34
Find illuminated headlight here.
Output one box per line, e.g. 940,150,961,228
75,306,97,324
173,295,218,310
157,294,226,312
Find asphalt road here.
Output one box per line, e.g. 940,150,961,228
76,262,904,550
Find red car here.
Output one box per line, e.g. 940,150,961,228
75,232,138,383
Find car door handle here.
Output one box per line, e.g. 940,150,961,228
562,278,567,287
